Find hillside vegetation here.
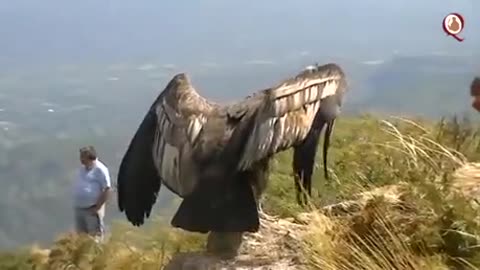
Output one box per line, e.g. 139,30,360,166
2,114,480,269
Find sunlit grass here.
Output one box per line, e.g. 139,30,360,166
301,118,480,270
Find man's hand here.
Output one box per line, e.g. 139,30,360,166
90,187,111,215
89,204,100,215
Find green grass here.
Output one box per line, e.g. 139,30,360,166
2,113,480,269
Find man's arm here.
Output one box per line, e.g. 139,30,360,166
471,77,480,96
471,77,480,112
92,169,112,211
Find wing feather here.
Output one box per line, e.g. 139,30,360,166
117,73,216,225
238,63,346,170
151,74,216,196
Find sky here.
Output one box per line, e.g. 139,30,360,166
0,0,478,69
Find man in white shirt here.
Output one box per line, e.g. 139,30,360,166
72,145,111,242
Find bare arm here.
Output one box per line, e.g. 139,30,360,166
471,77,480,112
92,168,112,211
95,187,111,208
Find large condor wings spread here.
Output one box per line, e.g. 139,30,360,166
117,63,347,226
237,63,347,170
117,73,217,226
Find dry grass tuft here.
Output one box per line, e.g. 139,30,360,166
452,162,480,201
3,219,206,270
301,118,480,270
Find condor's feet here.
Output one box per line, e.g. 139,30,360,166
206,231,244,259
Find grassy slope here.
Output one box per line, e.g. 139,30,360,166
2,114,480,269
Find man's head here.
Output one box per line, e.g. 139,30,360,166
79,145,97,169
470,77,480,112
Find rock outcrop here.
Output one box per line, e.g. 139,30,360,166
163,184,409,270
164,212,309,270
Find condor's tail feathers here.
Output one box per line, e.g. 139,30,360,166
170,172,260,233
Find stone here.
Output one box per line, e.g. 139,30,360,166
206,231,244,259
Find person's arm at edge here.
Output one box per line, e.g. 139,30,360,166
92,168,112,212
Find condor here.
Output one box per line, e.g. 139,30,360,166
117,63,348,235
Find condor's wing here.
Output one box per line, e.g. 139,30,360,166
117,73,216,226
238,63,347,170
